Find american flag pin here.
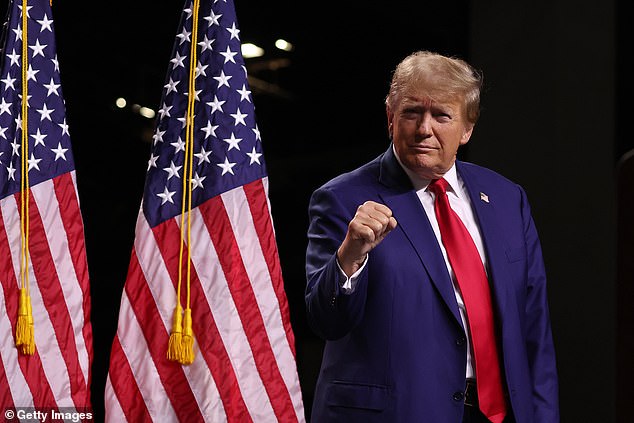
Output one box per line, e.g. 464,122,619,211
480,192,489,203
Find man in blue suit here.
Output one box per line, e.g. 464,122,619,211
305,51,559,422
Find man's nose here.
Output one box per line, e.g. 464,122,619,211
417,113,433,136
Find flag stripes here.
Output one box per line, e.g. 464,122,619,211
106,180,302,421
206,186,299,422
150,218,256,421
28,182,90,405
243,179,297,355
0,172,91,410
53,173,93,364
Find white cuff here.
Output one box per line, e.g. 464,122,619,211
336,255,368,294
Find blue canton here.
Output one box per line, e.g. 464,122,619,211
0,0,75,200
143,0,268,228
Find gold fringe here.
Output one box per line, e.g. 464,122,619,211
180,307,195,365
167,304,183,362
16,289,35,355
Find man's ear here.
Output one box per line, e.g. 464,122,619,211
386,105,394,138
460,125,474,145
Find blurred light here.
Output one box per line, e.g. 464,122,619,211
115,97,127,108
139,107,156,119
242,43,264,58
275,39,293,51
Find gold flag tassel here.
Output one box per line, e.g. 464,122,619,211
15,0,35,356
167,302,184,361
16,289,34,355
167,0,200,365
179,0,201,365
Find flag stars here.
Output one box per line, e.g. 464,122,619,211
191,172,206,190
252,124,261,141
213,70,232,88
26,64,39,81
247,147,262,165
12,25,22,41
163,160,182,180
226,22,240,40
43,77,61,96
164,77,180,94
31,128,47,146
17,4,33,18
147,153,159,170
2,74,17,91
217,157,236,175
204,11,222,26
6,162,16,180
171,137,186,153
219,46,237,64
11,140,20,155
29,39,47,57
153,129,166,145
0,98,12,115
157,187,176,205
59,119,70,136
37,14,54,32
230,107,247,126
236,84,251,102
51,142,68,161
171,51,187,68
7,49,20,66
17,93,32,106
176,28,191,45
198,35,215,52
195,61,209,78
37,104,55,121
159,103,173,118
201,121,218,139
206,95,225,114
223,133,242,151
194,146,212,164
28,153,42,171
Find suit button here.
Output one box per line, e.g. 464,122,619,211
453,392,464,402
456,337,466,346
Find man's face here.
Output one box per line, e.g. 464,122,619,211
388,94,473,180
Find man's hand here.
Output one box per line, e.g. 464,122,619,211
337,201,397,277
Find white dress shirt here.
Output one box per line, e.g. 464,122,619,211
337,148,490,379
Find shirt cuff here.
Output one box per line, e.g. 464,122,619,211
336,255,368,294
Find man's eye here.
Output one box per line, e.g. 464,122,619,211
402,110,421,118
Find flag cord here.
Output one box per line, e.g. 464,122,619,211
16,0,35,356
167,0,200,365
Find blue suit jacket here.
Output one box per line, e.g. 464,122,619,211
305,146,559,422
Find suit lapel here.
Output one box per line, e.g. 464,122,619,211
456,162,509,323
377,147,463,327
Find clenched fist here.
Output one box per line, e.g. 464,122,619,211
337,201,397,277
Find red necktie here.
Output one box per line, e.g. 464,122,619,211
428,178,506,423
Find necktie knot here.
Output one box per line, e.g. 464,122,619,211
428,178,449,196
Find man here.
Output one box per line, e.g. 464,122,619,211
305,51,559,422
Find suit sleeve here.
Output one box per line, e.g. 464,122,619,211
520,187,560,421
305,186,370,340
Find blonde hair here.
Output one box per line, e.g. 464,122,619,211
386,51,483,125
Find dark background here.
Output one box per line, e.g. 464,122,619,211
2,0,632,421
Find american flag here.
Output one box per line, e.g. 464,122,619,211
104,0,305,421
0,0,93,414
